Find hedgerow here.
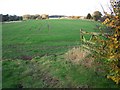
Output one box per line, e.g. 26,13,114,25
103,0,120,84
80,0,120,84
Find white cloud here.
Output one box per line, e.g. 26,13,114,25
0,0,110,16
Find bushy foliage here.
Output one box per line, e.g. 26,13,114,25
86,13,92,19
0,14,22,22
80,0,120,84
93,11,102,21
102,0,120,84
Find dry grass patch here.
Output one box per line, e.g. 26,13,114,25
65,47,94,68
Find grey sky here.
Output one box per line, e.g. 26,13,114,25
0,0,110,16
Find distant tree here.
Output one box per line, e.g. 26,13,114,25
0,14,22,22
19,16,23,20
9,15,14,21
92,11,102,21
34,14,41,19
41,14,49,19
36,16,41,20
22,14,31,20
86,13,92,19
0,14,2,22
9,15,22,21
12,15,18,21
23,14,41,20
2,14,9,21
30,15,36,19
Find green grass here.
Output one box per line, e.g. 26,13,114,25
2,19,99,59
2,19,120,88
2,56,120,88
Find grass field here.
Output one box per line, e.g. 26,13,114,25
2,19,120,88
3,19,99,59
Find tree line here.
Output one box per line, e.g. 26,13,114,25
0,11,107,22
0,14,22,22
86,11,108,22
22,14,49,20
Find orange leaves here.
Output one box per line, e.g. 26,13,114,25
80,0,120,84
115,16,119,19
102,18,110,25
97,0,120,84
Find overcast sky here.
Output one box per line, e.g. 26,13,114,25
0,0,110,16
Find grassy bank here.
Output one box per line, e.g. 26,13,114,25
2,19,120,88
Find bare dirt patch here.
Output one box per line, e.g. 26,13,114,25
20,55,33,60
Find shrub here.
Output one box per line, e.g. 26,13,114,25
86,13,92,19
92,11,102,21
80,0,120,84
102,0,120,84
